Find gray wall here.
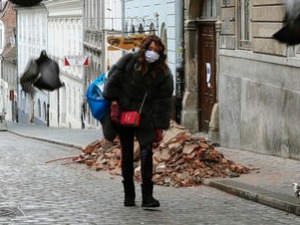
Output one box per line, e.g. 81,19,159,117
219,50,300,160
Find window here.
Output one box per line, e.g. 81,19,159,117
149,22,156,35
130,24,135,34
124,21,128,34
201,0,217,18
0,21,4,51
38,99,41,118
138,23,144,34
238,0,251,50
161,23,168,52
43,102,47,121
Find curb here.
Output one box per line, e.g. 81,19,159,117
7,130,83,150
203,179,300,216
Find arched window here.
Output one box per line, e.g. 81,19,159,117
160,23,168,52
38,99,41,118
43,102,47,121
149,22,156,35
130,24,135,34
138,23,144,33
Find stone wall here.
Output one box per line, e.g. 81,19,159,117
218,1,300,160
219,51,300,160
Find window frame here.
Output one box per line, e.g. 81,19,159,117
201,0,218,18
237,0,252,50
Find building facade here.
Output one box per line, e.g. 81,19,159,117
16,4,48,124
124,0,184,121
83,0,123,128
43,0,84,129
183,0,219,135
0,0,17,122
218,0,300,160
183,0,300,159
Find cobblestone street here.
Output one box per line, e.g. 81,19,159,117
0,132,299,225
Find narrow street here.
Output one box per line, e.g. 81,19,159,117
0,131,299,225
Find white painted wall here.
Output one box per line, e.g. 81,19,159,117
124,0,183,78
0,79,8,120
83,0,123,128
44,0,84,129
17,6,48,123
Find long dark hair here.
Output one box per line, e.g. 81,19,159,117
137,35,169,76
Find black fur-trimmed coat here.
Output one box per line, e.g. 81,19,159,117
102,53,174,146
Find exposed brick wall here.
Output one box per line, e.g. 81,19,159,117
1,2,16,47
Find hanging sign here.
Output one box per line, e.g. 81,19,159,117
107,34,148,51
64,56,89,66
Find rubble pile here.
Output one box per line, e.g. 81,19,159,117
72,121,250,187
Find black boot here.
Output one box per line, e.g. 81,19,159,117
141,182,160,207
122,180,136,206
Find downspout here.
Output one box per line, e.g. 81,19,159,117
101,0,105,73
175,0,185,124
15,4,19,122
41,1,50,126
122,0,125,37
82,0,86,129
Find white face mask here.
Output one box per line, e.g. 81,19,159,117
145,50,160,63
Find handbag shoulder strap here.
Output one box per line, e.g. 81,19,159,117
138,92,147,113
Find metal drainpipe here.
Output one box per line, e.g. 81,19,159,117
82,0,86,129
101,0,105,73
175,0,185,124
0,56,3,121
15,7,19,123
122,0,125,37
40,1,50,126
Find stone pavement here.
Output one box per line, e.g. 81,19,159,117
4,121,300,216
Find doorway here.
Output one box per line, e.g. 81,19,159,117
198,22,217,132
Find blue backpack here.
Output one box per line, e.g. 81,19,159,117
86,73,109,121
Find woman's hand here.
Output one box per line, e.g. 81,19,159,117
153,129,163,148
154,128,163,142
110,101,120,123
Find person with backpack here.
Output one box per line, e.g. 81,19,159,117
103,35,174,207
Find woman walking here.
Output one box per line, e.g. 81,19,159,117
103,35,174,207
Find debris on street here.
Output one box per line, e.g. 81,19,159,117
71,121,252,187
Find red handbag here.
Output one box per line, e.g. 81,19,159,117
120,111,141,126
120,92,147,127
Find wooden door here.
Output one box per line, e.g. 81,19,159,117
198,23,217,132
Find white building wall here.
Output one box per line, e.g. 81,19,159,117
17,6,48,123
83,0,123,128
0,79,8,120
104,0,123,69
2,60,17,122
124,0,182,78
44,0,84,129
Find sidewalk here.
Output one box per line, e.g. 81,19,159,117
6,121,102,149
5,121,300,216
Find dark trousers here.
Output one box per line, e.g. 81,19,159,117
119,126,153,184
